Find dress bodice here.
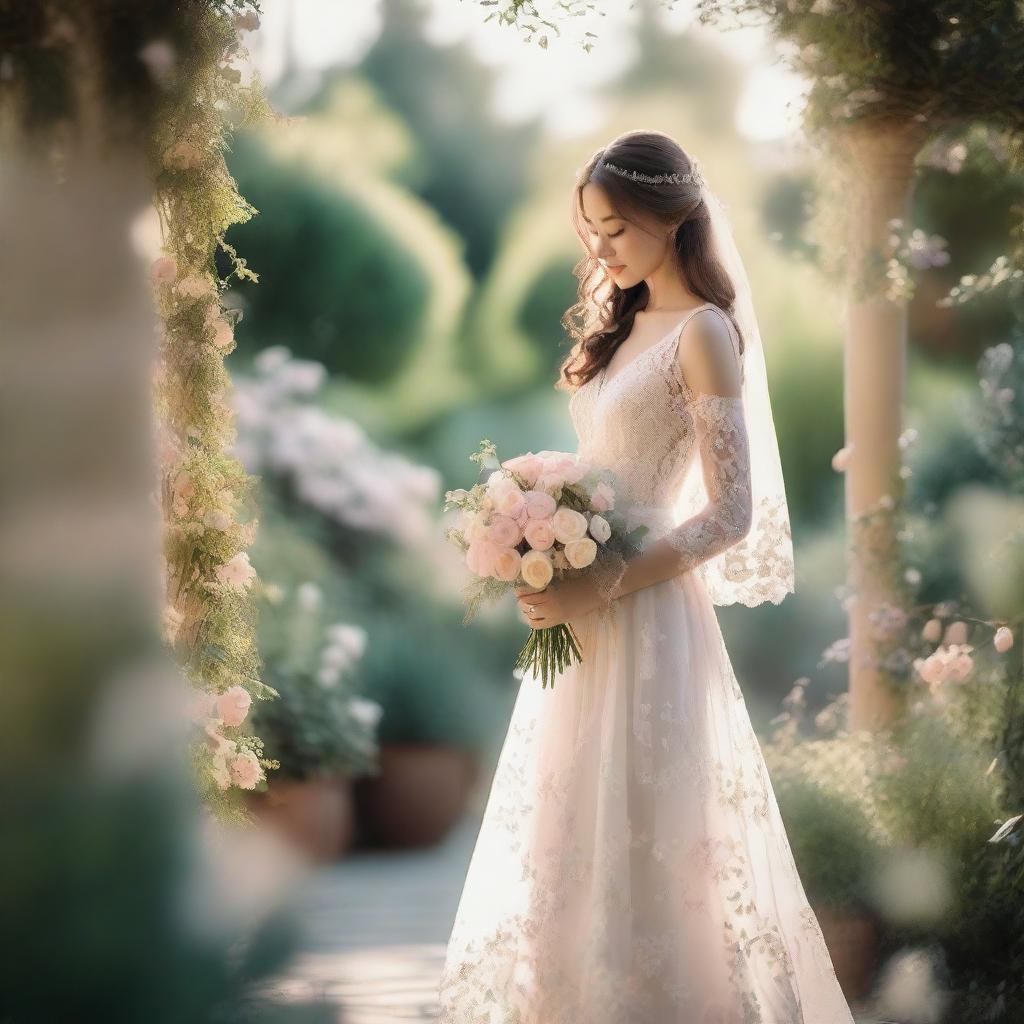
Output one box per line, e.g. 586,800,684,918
569,303,735,511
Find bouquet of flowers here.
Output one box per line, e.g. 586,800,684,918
443,440,648,688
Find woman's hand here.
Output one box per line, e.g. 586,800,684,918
514,576,605,629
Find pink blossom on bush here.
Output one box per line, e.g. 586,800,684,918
216,685,252,727
229,750,262,790
944,620,969,645
215,552,256,588
150,255,178,286
995,625,1015,653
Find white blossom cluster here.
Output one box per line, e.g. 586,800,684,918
231,346,441,546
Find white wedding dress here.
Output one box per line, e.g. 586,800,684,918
437,303,855,1023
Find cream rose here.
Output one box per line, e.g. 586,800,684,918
492,547,523,582
564,537,598,569
551,506,588,544
520,549,554,589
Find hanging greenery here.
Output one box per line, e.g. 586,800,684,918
1,0,282,821
146,5,281,820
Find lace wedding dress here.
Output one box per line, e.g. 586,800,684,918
437,303,855,1024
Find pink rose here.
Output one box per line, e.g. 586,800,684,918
516,504,530,528
524,518,555,551
228,750,262,790
492,547,522,582
487,514,522,547
467,540,502,578
524,490,557,519
502,453,544,488
216,685,252,727
590,481,615,512
492,483,526,518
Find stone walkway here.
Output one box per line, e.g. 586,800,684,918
265,802,881,1024
265,810,479,1023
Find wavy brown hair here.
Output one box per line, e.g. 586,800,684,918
558,130,743,393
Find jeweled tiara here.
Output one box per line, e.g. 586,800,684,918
602,159,704,189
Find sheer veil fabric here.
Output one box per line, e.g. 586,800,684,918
672,178,796,608
437,169,854,1023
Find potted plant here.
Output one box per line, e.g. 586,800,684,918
353,607,508,849
247,582,381,863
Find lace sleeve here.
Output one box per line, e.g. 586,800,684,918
664,392,753,574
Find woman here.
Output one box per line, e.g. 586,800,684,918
438,130,855,1023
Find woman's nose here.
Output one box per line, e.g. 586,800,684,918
595,238,616,259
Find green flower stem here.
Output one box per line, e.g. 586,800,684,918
513,623,584,689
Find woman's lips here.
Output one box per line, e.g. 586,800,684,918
606,264,625,274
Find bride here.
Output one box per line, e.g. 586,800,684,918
438,130,856,1023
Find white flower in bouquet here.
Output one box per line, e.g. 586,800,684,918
551,506,588,544
445,439,649,688
589,514,611,544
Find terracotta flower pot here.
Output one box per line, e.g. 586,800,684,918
354,743,480,849
812,903,879,1002
247,772,356,864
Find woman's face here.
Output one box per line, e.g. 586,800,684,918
579,181,675,291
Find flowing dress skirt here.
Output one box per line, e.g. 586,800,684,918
438,569,855,1024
